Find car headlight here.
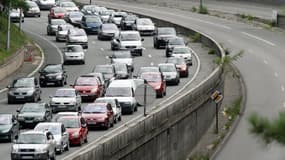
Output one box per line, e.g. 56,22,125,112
35,147,47,153
91,88,98,93
69,100,76,105
72,132,79,138
8,91,14,95
154,85,161,90
17,116,24,120
56,74,63,80
11,147,18,153
35,116,44,121
39,75,45,79
26,90,34,95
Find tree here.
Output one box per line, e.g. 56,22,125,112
248,112,285,145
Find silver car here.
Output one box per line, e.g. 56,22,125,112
49,88,82,113
66,28,88,49
171,46,193,66
98,23,119,40
63,45,85,64
110,51,134,72
11,130,56,160
56,24,74,42
47,19,66,35
158,63,180,85
34,122,69,154
133,18,155,35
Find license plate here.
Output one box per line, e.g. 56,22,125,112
22,156,33,159
88,121,96,124
25,120,33,123
16,96,24,99
58,105,66,108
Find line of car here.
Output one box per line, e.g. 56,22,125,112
5,1,196,159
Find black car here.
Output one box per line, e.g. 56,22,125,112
16,103,52,127
7,77,41,104
39,64,67,87
120,14,138,30
0,114,19,142
93,64,116,82
153,27,176,49
165,37,186,57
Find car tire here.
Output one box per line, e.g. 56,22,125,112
33,95,38,102
82,60,85,65
50,151,56,160
118,115,122,121
65,142,69,151
104,121,110,130
58,80,64,87
110,119,114,127
84,136,88,143
8,98,13,104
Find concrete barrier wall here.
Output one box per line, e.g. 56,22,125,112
0,48,25,81
67,1,226,160
277,14,285,29
215,0,285,5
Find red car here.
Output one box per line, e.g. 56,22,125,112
166,57,189,77
48,7,66,21
57,116,88,146
140,72,166,98
71,75,104,101
82,103,114,129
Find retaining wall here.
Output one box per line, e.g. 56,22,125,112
0,48,25,81
66,1,225,160
277,14,285,29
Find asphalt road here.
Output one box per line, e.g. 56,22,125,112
0,10,215,159
89,0,285,159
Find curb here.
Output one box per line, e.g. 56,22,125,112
210,63,247,160
0,42,45,94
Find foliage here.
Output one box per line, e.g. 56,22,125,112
191,6,197,12
0,0,28,10
190,33,201,42
223,97,242,130
239,14,254,21
189,152,209,160
248,112,285,145
208,49,215,55
199,6,208,14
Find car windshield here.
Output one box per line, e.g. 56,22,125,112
101,10,112,15
94,66,113,74
53,7,65,13
95,99,115,107
54,90,75,97
0,115,11,125
138,67,159,75
105,87,132,97
83,104,107,113
62,2,76,7
125,16,137,21
58,25,73,31
21,104,45,113
58,118,80,128
102,24,117,30
42,65,62,73
86,17,101,23
120,33,140,41
137,19,152,25
70,29,86,36
17,134,46,144
169,38,184,45
158,28,176,35
12,78,34,88
65,45,83,52
69,12,83,18
141,73,161,82
167,58,185,65
75,77,98,86
173,47,191,54
114,64,127,73
51,19,66,25
159,65,176,72
114,51,131,58
34,125,61,135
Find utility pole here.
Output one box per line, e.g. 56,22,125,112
89,0,91,5
143,79,147,117
19,8,22,31
6,1,11,51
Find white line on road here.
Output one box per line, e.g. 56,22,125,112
281,86,285,92
274,72,279,77
263,60,268,65
150,62,154,66
241,32,276,46
92,41,96,44
100,48,104,51
148,54,152,58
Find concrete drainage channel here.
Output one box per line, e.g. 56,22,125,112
62,1,226,159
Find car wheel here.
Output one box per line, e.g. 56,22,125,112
104,121,110,130
56,37,59,42
110,118,114,127
58,80,64,87
8,98,13,104
40,82,45,87
134,105,138,112
33,95,38,102
50,151,56,160
65,142,69,151
118,115,122,121
114,117,117,124
82,60,85,65
84,135,88,143
139,51,142,56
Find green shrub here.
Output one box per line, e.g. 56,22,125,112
208,49,215,55
190,33,201,42
191,6,197,12
199,6,208,14
189,152,209,160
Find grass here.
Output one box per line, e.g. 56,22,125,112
190,33,201,42
208,49,215,55
223,97,242,130
0,13,29,64
189,152,209,160
199,6,208,14
238,13,255,21
191,6,197,12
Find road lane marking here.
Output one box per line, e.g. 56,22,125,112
100,48,104,51
281,86,285,92
263,60,268,65
248,49,253,53
241,32,276,46
148,54,152,58
92,41,96,44
150,62,154,66
274,72,279,77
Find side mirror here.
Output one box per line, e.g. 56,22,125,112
49,95,53,98
81,123,87,128
16,109,20,113
69,84,74,87
141,38,144,42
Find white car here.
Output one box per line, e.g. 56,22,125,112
95,97,122,123
133,18,155,35
56,24,74,42
171,46,193,66
34,122,69,154
66,28,88,49
105,79,139,114
11,131,57,160
111,31,144,56
49,88,82,113
58,1,79,12
10,8,24,23
63,45,85,64
52,112,80,122
109,12,127,26
24,1,41,17
100,10,114,23
37,0,55,10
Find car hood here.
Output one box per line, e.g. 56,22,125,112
70,17,82,22
51,97,76,102
86,22,101,27
137,25,155,30
18,112,45,117
64,7,78,12
172,54,191,58
157,35,175,39
66,128,80,134
74,86,97,91
64,51,84,56
121,41,142,46
162,72,177,76
54,13,65,17
112,58,133,65
9,87,34,92
0,125,12,133
148,82,161,88
113,17,122,23
13,144,48,150
69,36,87,42
108,97,134,103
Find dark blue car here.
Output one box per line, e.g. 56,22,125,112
80,15,102,34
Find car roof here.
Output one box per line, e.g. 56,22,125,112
120,31,140,34
57,88,76,91
158,63,176,66
36,122,62,126
57,112,79,115
21,130,46,135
